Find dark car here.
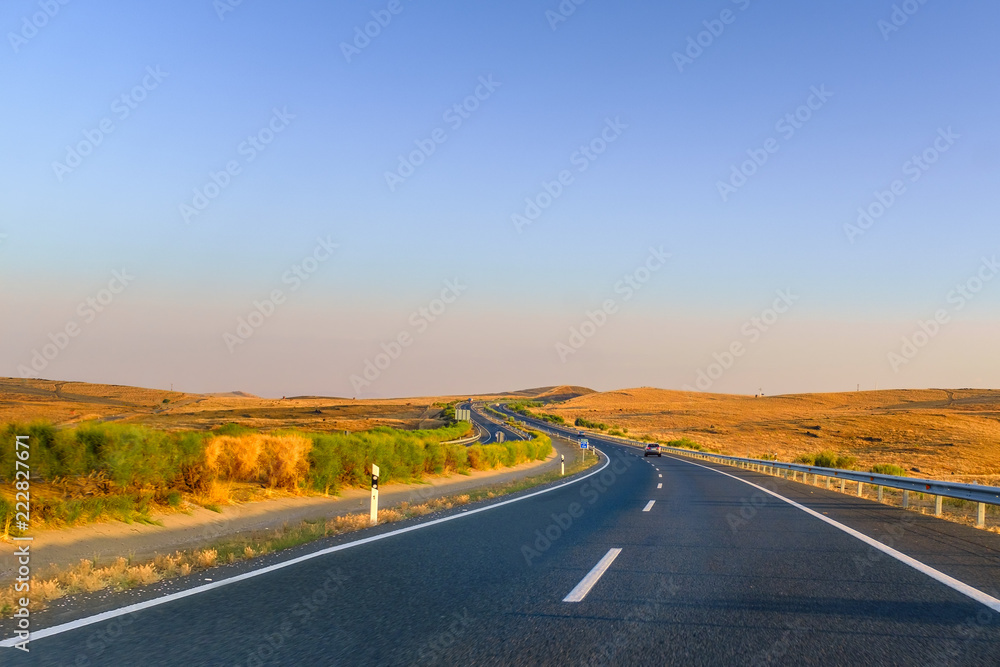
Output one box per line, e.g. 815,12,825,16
644,443,661,457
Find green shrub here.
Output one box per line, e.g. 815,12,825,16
85,425,175,488
871,463,907,476
467,444,502,469
0,418,544,510
796,451,856,469
0,497,11,534
667,438,702,451
308,434,346,494
574,417,608,430
213,423,255,437
444,443,468,471
0,422,61,481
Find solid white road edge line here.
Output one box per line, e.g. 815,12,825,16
563,548,623,602
643,500,655,512
669,454,1000,615
0,448,613,648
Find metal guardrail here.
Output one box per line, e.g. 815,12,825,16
499,406,1000,527
440,423,483,446
470,404,529,440
674,449,1000,504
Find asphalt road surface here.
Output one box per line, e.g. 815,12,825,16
4,419,1000,665
468,402,526,444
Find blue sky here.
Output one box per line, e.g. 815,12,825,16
1,0,998,398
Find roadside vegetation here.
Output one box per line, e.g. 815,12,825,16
507,401,565,425
870,463,907,476
0,442,588,614
666,438,713,452
0,420,552,535
574,417,608,431
431,400,460,423
794,450,857,469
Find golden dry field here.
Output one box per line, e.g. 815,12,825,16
0,377,590,433
542,387,1000,480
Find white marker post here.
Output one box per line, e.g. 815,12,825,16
561,454,565,476
370,464,379,526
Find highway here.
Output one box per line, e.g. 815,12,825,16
3,420,1000,664
466,401,526,444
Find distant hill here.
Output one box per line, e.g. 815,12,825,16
0,377,592,433
0,378,434,432
501,385,595,402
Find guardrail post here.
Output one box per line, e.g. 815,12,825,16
840,479,845,493
857,482,864,497
877,486,883,502
825,476,831,490
934,495,943,516
978,503,986,528
901,490,909,508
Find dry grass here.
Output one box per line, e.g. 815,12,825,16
259,434,311,488
200,433,332,492
195,549,217,568
0,377,592,433
547,387,1000,477
195,479,235,509
204,435,262,480
0,554,174,614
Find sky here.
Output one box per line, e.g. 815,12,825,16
1,0,998,399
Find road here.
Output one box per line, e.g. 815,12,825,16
466,401,526,444
4,421,1000,664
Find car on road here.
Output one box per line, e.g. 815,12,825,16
644,443,661,457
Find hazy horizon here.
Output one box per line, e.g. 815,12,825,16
2,1,998,399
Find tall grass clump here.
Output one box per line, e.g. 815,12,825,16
467,432,552,469
1,421,60,480
204,435,263,482
871,463,907,476
795,451,856,470
667,438,702,451
575,417,608,430
203,433,311,489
